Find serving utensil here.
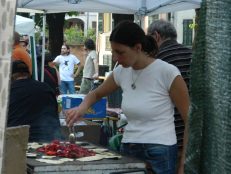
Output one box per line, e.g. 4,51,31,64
69,126,76,144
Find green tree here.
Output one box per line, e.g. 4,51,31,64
64,26,84,45
34,12,79,57
64,26,96,45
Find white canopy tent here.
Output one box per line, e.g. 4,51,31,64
15,15,34,36
17,0,201,15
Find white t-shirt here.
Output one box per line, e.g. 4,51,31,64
113,59,181,145
83,50,97,79
53,54,80,81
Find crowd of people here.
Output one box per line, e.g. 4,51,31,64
9,19,192,174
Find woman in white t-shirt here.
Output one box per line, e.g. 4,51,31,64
65,21,190,174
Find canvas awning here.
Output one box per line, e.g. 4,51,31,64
17,0,201,15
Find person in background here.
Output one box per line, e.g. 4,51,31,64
36,37,43,58
147,19,192,172
36,37,49,58
19,37,29,52
79,39,99,94
21,35,30,53
7,60,61,142
53,45,81,94
65,21,190,174
37,53,60,96
12,31,32,75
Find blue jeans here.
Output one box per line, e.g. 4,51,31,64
120,143,177,174
60,80,75,94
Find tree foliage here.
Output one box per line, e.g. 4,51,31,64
64,26,96,45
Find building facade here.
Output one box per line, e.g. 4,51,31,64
65,10,196,71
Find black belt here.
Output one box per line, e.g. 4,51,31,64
84,77,93,80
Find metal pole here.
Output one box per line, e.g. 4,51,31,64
41,13,46,82
86,12,89,37
30,13,38,80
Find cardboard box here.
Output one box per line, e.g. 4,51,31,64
60,120,101,145
62,94,107,119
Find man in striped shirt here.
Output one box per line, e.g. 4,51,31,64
148,19,192,149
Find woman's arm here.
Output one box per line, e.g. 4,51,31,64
169,75,190,174
65,73,119,126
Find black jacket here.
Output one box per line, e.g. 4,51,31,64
8,78,61,142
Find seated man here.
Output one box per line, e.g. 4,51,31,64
7,60,62,142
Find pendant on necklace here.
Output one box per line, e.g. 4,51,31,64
131,83,136,90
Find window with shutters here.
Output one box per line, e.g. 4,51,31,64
148,15,159,25
92,21,96,30
98,13,103,33
183,19,193,46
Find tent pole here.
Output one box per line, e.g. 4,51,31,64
134,0,147,29
134,12,146,30
41,12,46,82
31,13,38,80
140,0,146,29
30,35,38,80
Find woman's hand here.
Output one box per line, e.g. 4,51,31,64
65,107,84,127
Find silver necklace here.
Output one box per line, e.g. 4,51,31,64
131,69,143,90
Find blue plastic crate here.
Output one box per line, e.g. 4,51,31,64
62,94,107,119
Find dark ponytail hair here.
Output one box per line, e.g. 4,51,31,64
110,20,158,58
142,35,158,58
84,39,96,50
